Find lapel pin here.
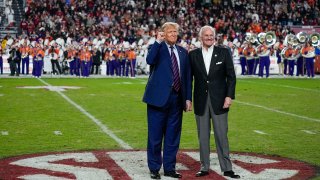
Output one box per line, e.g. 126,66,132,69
214,54,217,57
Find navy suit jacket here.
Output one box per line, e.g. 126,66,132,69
143,41,192,109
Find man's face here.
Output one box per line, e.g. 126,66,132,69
164,26,178,45
201,28,215,48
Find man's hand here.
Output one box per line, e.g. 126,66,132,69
185,100,192,112
156,31,164,43
223,97,232,109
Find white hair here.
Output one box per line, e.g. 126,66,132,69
198,25,215,38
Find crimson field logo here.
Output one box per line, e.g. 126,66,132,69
0,150,317,179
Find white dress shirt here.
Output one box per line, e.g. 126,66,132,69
202,45,214,74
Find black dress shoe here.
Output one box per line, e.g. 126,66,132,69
150,171,161,179
195,171,209,177
224,170,240,179
164,171,182,178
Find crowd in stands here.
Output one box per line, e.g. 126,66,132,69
16,0,319,45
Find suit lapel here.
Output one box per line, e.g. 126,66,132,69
196,48,207,77
208,47,218,77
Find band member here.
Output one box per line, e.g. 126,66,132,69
275,43,284,75
80,47,92,77
243,43,256,75
295,46,304,77
285,44,297,76
104,48,111,76
238,43,246,75
301,42,315,78
118,48,126,76
126,46,136,77
0,47,3,74
33,48,45,78
67,46,76,75
257,41,271,78
20,43,30,75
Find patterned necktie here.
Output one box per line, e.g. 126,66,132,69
170,46,181,92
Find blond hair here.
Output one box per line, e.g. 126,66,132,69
161,22,179,32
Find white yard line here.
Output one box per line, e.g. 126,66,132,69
1,131,9,135
234,100,320,123
38,79,133,150
253,130,267,135
301,130,317,135
239,80,320,93
53,131,63,135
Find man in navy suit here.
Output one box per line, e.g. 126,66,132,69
143,22,192,179
189,26,239,178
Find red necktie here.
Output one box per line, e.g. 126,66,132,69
170,46,181,92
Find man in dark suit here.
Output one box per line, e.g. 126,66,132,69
189,25,240,179
143,22,192,179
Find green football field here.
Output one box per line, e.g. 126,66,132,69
0,76,319,170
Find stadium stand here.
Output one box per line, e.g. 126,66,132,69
0,0,319,77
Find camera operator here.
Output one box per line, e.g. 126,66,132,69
8,45,21,76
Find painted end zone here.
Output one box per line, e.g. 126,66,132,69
0,150,317,180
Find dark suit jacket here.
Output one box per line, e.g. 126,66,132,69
189,46,236,115
143,41,192,109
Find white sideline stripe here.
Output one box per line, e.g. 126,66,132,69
239,80,320,93
301,130,317,135
254,130,267,135
38,79,133,150
1,131,9,135
234,100,320,123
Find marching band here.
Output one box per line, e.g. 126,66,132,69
0,31,319,78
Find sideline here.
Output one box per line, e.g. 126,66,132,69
234,100,320,123
239,79,320,93
38,78,133,150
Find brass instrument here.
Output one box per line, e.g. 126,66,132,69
310,33,320,47
245,33,257,44
257,32,266,44
265,31,276,47
296,32,309,44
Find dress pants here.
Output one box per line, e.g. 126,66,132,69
147,90,182,172
195,93,232,172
